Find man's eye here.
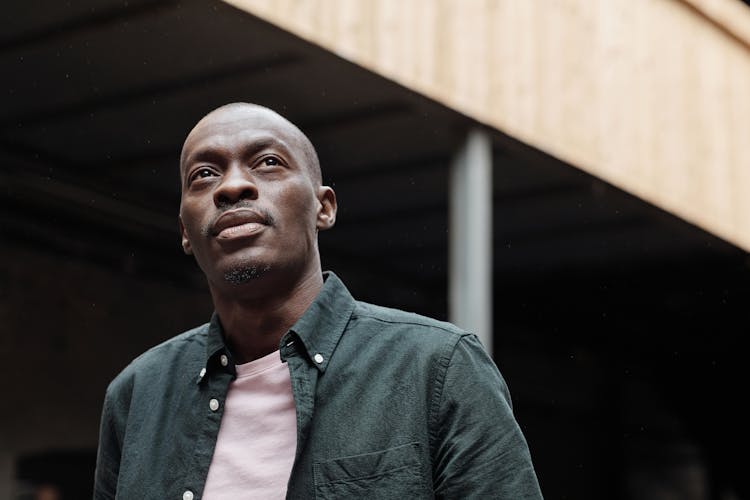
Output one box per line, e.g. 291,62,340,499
261,157,280,166
190,168,216,183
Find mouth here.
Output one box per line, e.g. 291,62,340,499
212,208,269,240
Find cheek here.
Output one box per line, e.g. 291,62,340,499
276,185,319,227
180,209,207,242
181,196,216,234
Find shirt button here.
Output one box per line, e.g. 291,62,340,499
183,490,194,500
314,353,324,364
209,398,220,412
220,354,228,367
199,368,206,378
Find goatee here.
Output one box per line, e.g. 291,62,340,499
223,264,271,285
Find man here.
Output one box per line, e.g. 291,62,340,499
94,103,542,499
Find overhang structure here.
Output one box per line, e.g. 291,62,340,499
229,0,750,252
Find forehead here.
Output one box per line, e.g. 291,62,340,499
181,107,305,169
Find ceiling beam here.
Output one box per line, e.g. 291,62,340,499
0,54,303,129
0,0,178,53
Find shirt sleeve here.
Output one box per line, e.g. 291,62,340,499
431,334,543,499
93,379,129,500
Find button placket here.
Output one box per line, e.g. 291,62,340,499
191,353,232,500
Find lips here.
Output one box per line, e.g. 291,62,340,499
212,208,268,240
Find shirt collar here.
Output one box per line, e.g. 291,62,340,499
200,271,355,379
284,271,356,373
196,312,236,384
206,312,228,362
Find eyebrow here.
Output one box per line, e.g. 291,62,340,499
184,136,293,168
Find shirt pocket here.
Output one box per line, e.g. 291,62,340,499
313,442,426,499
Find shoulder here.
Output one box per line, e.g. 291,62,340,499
349,301,472,352
348,301,501,380
353,301,464,332
105,323,209,398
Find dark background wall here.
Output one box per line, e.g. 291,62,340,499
0,242,211,498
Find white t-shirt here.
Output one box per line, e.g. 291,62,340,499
202,350,297,499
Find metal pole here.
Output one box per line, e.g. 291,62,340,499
449,128,493,354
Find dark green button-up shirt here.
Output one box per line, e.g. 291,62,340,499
94,272,542,499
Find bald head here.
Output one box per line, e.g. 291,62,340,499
180,103,322,186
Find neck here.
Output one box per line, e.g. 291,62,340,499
209,267,324,363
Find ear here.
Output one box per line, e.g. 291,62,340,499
316,186,337,231
178,214,193,255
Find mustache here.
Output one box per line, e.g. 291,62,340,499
201,202,276,237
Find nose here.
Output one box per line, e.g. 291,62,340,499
213,164,258,207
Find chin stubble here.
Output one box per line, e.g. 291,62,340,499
223,264,272,285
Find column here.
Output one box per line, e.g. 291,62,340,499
449,128,493,354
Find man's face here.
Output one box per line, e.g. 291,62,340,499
179,105,334,289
